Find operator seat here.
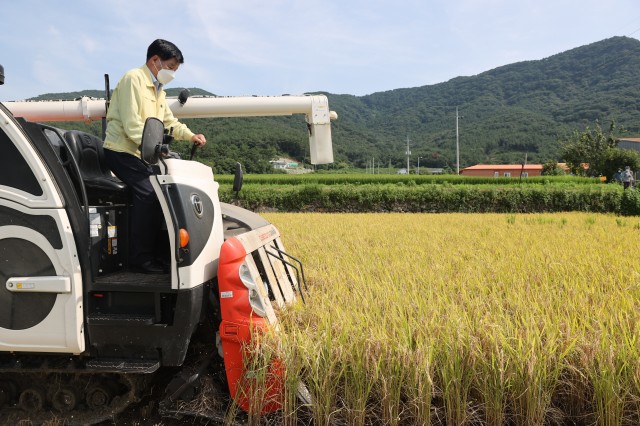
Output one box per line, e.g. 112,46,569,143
62,130,128,201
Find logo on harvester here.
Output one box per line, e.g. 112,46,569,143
259,228,277,241
191,194,204,218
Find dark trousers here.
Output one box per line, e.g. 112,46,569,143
104,149,161,266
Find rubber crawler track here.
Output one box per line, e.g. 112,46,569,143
0,366,145,425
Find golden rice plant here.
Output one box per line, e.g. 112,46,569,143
256,212,640,425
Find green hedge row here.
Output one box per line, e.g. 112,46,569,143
215,173,601,186
219,184,640,215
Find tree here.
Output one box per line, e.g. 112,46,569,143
560,121,619,177
541,161,565,176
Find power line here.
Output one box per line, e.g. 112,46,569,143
587,17,640,74
627,25,640,37
616,14,640,36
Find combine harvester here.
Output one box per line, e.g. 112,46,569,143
0,64,336,424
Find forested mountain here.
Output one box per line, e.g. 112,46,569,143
24,36,640,173
328,36,640,169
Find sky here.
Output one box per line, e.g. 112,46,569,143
1,0,639,101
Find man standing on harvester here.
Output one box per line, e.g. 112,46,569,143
103,39,207,274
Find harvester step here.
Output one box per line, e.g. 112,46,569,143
86,313,155,326
85,359,160,373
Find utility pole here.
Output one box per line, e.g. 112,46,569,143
405,135,411,174
456,107,460,174
417,156,422,175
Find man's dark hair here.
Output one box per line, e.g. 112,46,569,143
147,39,184,64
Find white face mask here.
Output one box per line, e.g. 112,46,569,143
154,60,175,85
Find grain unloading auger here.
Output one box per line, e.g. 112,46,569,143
0,69,334,424
6,92,336,165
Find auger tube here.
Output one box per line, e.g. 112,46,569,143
4,94,336,164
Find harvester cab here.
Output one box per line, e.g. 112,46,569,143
0,66,334,424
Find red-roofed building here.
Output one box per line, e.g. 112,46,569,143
460,163,572,177
461,164,543,177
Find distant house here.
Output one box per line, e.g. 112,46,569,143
461,164,544,177
270,158,299,170
460,163,572,177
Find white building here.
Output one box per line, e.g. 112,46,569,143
270,158,299,170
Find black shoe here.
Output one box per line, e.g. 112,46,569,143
131,260,165,274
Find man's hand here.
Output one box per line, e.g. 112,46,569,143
191,134,207,146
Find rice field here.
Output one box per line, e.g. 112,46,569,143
254,212,640,425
